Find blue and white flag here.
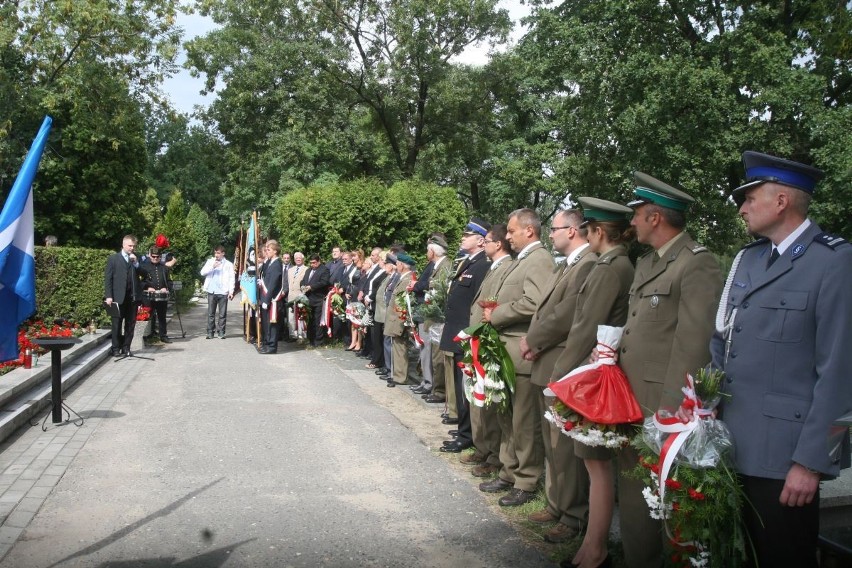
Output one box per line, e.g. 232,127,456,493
0,116,53,362
240,212,258,307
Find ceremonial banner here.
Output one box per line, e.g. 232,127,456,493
239,212,258,307
0,116,52,362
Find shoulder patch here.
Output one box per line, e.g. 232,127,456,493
742,237,770,250
689,245,708,254
814,233,849,250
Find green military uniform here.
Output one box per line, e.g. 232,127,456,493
386,268,416,386
616,173,723,568
526,244,597,529
427,256,452,398
488,243,554,493
469,254,515,469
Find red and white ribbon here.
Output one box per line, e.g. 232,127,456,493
404,292,424,346
651,374,713,544
454,329,487,407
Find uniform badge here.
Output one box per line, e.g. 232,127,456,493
791,243,805,259
650,295,659,308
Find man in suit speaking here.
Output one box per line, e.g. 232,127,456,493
104,234,143,356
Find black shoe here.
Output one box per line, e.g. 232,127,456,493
386,380,397,388
375,368,389,375
206,335,213,339
479,478,513,493
440,440,472,453
499,488,537,507
413,387,429,395
442,417,459,425
160,336,171,343
448,429,459,436
425,395,446,403
440,413,449,419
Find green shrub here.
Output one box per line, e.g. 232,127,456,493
34,245,113,327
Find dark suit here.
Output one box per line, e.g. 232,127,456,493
104,252,143,353
302,264,331,346
259,257,285,352
712,223,852,567
440,251,490,445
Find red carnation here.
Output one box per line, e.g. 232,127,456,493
688,488,705,500
563,421,575,431
665,479,682,490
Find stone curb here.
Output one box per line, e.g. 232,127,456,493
0,332,112,443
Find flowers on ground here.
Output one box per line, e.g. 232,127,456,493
454,319,515,412
1,319,85,376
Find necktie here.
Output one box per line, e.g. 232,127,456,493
767,248,780,269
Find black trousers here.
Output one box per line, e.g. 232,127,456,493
145,299,167,338
307,302,325,345
370,322,385,367
110,300,138,352
260,303,279,351
740,474,819,568
453,352,472,445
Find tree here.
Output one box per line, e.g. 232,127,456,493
144,109,228,219
275,178,466,262
186,0,512,218
515,0,851,251
1,0,182,247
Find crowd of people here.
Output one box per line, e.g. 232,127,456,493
102,151,851,568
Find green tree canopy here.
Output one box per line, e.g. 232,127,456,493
275,179,467,263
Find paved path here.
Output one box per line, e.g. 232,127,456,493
0,302,556,567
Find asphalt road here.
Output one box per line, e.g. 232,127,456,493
0,302,556,568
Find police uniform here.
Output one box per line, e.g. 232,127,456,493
712,152,852,568
616,173,723,568
439,219,491,449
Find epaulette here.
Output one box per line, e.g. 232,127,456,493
742,237,770,250
814,233,849,250
689,244,709,254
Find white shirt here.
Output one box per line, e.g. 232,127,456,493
200,257,235,295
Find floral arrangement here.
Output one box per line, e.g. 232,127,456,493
454,316,515,412
288,294,311,338
136,305,152,321
0,319,84,376
544,326,641,448
345,301,369,328
321,285,345,336
631,368,750,568
394,291,424,345
414,277,448,323
544,399,632,448
330,285,346,321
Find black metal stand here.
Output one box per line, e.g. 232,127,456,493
30,337,85,431
171,281,186,338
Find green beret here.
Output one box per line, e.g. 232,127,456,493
627,172,694,211
395,252,416,267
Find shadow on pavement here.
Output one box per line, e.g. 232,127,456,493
47,478,225,568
